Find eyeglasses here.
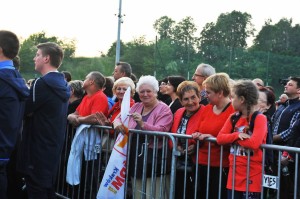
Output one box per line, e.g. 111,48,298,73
193,73,205,77
160,82,167,86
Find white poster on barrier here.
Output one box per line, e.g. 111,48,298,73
262,174,279,190
97,87,131,199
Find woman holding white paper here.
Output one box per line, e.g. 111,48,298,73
113,75,173,199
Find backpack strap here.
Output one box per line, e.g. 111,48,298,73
231,111,261,133
230,112,242,133
249,111,260,132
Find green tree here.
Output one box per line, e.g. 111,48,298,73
106,40,125,58
60,38,76,60
199,10,254,68
172,16,197,76
153,16,175,40
59,56,114,80
154,38,179,79
271,18,293,55
290,24,300,55
121,36,155,78
251,19,276,52
252,18,300,56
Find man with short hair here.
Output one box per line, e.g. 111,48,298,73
272,77,300,144
271,76,300,199
62,70,72,82
113,61,132,81
68,71,108,125
112,61,141,102
0,30,29,199
67,71,108,199
192,63,215,105
17,42,70,199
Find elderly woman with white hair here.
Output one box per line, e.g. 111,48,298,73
113,75,173,198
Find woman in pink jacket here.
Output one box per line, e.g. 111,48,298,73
114,75,173,199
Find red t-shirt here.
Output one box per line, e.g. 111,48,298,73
217,112,267,192
197,103,235,167
76,90,108,117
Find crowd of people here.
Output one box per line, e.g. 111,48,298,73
1,30,300,199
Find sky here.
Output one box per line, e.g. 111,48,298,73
2,0,300,57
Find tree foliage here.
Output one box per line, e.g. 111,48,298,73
106,40,125,58
153,16,175,40
20,12,300,96
252,18,300,56
121,36,155,78
199,10,255,65
153,16,198,79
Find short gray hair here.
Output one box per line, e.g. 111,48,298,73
136,75,159,93
196,63,216,77
68,80,84,98
88,71,105,89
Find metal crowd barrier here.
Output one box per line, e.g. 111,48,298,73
55,125,179,199
55,125,300,199
261,144,300,199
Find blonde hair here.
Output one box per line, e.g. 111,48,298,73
203,73,231,97
112,77,136,97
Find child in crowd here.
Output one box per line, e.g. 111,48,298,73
217,80,267,199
